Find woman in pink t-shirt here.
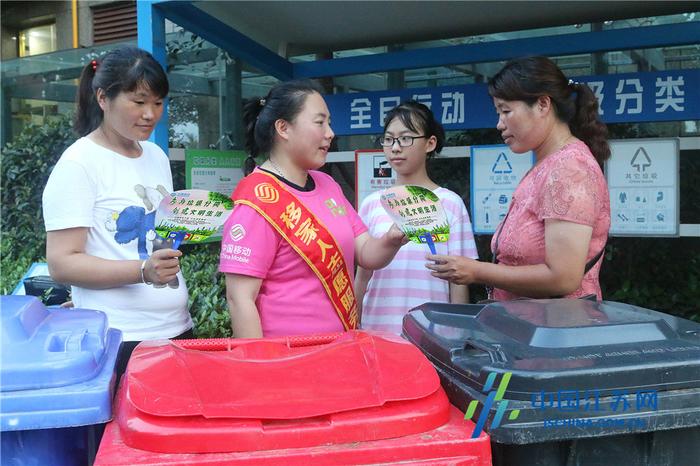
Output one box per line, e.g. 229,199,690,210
428,56,611,300
220,80,407,338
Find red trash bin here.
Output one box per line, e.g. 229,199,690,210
95,331,491,465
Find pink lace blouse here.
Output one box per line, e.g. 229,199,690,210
490,140,611,300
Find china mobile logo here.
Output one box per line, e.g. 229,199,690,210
253,183,279,203
465,371,520,438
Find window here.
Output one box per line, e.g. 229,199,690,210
18,23,57,57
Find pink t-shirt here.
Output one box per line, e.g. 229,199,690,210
491,140,610,300
219,170,368,337
358,187,478,334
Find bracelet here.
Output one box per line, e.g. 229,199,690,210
140,260,153,285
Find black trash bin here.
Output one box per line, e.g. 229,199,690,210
23,275,70,305
402,299,700,466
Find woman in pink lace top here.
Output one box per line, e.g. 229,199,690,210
428,56,611,300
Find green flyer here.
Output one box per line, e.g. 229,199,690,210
380,185,449,252
155,189,234,244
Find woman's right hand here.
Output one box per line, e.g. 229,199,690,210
425,254,482,285
143,248,182,285
385,223,409,247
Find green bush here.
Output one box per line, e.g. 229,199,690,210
1,116,75,294
180,243,231,338
601,238,700,322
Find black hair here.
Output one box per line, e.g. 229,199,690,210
488,56,610,165
382,100,445,158
242,79,324,175
75,46,169,137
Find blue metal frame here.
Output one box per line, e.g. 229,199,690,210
294,21,700,78
137,0,169,151
137,0,294,152
136,0,700,153
155,1,293,80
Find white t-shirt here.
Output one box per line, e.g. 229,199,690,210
42,137,192,341
358,187,478,334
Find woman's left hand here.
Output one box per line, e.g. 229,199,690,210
426,254,481,285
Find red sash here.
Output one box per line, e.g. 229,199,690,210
232,171,358,330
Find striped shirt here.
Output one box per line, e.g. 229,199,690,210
358,187,478,334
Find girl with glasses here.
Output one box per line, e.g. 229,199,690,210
355,101,478,334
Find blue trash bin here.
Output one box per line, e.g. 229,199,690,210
1,295,122,466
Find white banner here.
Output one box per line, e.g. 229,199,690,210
607,139,679,236
470,145,535,234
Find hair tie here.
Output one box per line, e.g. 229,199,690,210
568,78,579,88
259,98,266,106
91,60,98,71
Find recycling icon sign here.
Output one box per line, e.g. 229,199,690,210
492,152,513,174
630,147,652,172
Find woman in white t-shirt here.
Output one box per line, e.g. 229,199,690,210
43,46,192,376
355,101,479,334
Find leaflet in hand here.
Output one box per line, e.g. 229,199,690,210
379,185,449,253
155,189,233,247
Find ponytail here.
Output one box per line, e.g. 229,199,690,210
242,156,256,176
242,79,324,175
242,98,265,175
74,61,102,137
571,82,610,165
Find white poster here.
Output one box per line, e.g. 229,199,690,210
185,149,247,196
607,139,679,236
470,145,534,234
355,149,397,207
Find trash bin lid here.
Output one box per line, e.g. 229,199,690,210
0,295,122,431
403,299,700,399
117,331,451,453
1,295,110,391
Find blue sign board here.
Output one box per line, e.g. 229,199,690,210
325,83,494,135
325,69,700,135
470,145,535,235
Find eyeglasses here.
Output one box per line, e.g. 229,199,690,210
378,135,427,147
